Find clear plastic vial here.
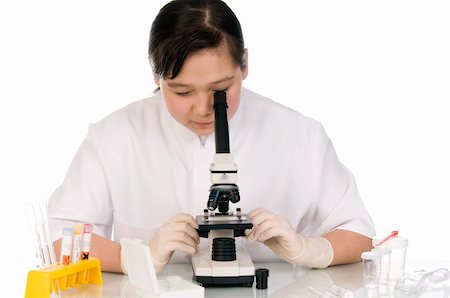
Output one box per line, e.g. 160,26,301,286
372,236,408,281
361,250,382,288
371,246,392,283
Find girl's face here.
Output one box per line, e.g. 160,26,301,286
156,43,248,136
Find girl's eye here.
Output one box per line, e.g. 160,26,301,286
175,92,191,96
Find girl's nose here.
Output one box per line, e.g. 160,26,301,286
194,93,213,116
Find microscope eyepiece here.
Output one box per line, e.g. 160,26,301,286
214,91,230,154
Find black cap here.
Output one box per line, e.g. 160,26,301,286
255,268,269,289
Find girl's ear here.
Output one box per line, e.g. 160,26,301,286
153,74,160,87
149,57,161,87
242,48,249,80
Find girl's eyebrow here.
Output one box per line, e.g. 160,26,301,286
166,81,191,88
210,76,234,85
167,76,235,88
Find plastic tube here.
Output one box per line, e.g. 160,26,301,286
328,285,354,298
81,224,93,260
71,225,83,263
60,227,73,265
26,203,45,268
39,201,57,265
306,287,336,298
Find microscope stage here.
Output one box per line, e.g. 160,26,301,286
196,215,253,238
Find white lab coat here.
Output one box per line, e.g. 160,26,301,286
48,88,375,263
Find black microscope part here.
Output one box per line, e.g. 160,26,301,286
207,184,240,212
213,91,230,154
212,237,236,261
255,268,269,289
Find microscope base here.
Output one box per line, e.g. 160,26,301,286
194,275,254,287
192,251,255,287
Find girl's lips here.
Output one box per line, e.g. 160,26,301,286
192,121,213,128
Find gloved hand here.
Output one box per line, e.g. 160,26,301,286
121,213,200,275
149,213,200,274
245,208,334,268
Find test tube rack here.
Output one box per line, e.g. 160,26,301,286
25,258,102,297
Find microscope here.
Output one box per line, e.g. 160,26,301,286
191,91,255,287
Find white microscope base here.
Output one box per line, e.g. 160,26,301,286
192,251,255,287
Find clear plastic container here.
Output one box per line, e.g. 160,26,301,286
372,236,408,281
372,247,392,282
372,247,392,296
361,250,382,288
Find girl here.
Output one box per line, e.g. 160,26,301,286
48,0,374,273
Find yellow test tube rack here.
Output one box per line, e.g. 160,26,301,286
25,258,102,297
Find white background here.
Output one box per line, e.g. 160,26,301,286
1,0,449,296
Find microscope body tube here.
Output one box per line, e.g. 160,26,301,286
214,91,230,154
208,91,240,212
210,90,236,185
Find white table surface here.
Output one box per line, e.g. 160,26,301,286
59,260,449,297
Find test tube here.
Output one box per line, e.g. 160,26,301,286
34,205,51,266
60,227,73,265
71,225,83,263
39,201,57,265
81,224,93,260
26,203,45,268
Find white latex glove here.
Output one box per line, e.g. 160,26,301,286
130,213,199,274
148,213,200,274
245,208,334,269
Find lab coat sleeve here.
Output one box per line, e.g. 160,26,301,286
47,125,113,241
310,123,375,238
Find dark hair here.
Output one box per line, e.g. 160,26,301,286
149,0,245,79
